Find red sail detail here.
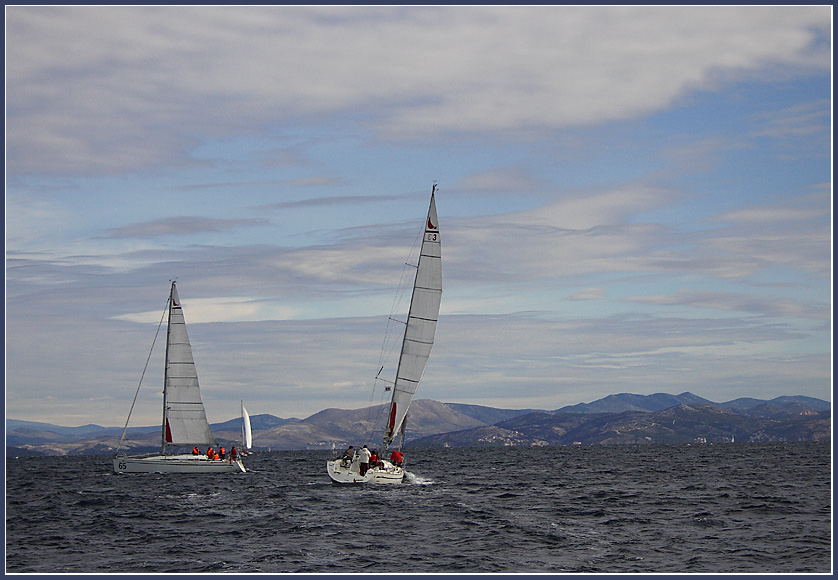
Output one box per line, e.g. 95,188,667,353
427,217,436,230
165,419,173,443
388,402,397,432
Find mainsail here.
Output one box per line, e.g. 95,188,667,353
382,188,442,448
241,402,252,450
161,282,216,450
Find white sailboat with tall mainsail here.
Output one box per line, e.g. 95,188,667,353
113,281,249,473
327,185,442,484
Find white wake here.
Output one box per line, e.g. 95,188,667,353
404,471,434,485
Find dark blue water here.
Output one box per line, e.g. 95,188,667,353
5,442,831,573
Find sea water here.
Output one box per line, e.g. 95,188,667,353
5,442,831,573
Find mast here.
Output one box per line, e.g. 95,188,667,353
382,184,442,449
160,281,175,455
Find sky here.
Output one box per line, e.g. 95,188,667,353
5,5,833,428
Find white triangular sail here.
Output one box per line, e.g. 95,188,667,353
162,282,216,448
383,187,442,448
241,402,252,450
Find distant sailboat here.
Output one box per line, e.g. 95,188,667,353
113,281,248,473
327,184,442,484
241,401,252,454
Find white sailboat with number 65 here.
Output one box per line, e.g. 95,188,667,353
327,185,442,484
113,281,249,474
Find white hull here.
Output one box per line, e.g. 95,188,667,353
114,453,246,474
326,457,404,484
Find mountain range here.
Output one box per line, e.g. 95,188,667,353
6,392,830,456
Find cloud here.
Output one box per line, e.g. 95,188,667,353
750,99,832,140
257,193,408,212
446,182,677,286
427,312,830,410
6,6,830,175
626,291,829,320
566,288,606,301
700,192,832,278
7,287,830,424
171,176,342,192
103,216,269,239
5,194,73,249
457,167,543,194
714,191,830,226
481,184,830,284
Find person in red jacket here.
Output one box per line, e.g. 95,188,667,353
390,450,404,467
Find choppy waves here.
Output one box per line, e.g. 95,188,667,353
5,442,831,573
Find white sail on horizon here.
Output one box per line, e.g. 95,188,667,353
241,402,252,450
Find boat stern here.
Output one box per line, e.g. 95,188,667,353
326,458,404,484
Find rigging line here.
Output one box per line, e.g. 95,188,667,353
385,225,422,319
369,231,421,422
363,379,392,445
377,267,413,368
114,294,170,456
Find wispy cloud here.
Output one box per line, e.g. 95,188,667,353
257,193,409,212
750,99,832,140
102,216,269,239
566,288,607,301
626,290,829,320
171,176,342,191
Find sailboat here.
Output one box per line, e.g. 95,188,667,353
241,401,252,456
113,281,249,473
327,185,442,484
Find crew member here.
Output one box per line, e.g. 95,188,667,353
358,445,371,476
390,449,404,467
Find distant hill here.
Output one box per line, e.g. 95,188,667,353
445,403,538,425
208,413,300,432
720,395,831,413
242,399,489,451
410,400,831,448
554,392,714,414
6,392,830,455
